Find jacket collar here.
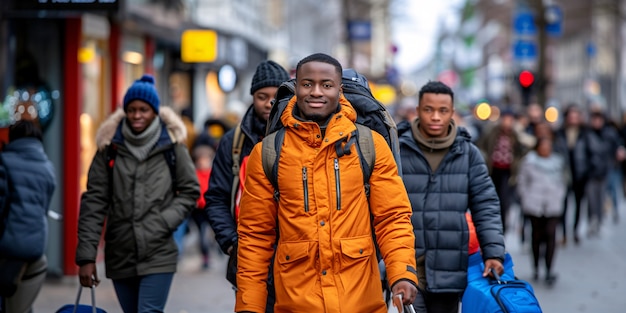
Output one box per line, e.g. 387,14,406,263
239,105,266,141
280,95,358,147
95,106,186,151
401,125,472,157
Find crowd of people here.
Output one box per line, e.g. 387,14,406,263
1,52,624,313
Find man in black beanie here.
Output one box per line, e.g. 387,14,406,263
204,60,289,313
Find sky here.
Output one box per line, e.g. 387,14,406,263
391,0,463,74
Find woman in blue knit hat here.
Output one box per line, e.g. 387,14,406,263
75,74,200,313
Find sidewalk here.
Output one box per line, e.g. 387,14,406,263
34,232,236,313
504,201,626,313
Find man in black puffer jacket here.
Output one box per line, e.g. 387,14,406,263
400,81,505,313
204,60,290,312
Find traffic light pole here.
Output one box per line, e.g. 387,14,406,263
529,0,548,108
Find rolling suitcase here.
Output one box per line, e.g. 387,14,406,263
462,252,542,313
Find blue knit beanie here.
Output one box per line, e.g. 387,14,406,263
123,74,160,113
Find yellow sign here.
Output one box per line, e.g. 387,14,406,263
182,30,218,63
370,83,397,105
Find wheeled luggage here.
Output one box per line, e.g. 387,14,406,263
462,252,542,313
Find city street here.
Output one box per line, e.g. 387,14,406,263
33,203,626,313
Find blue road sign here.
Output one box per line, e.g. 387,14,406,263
513,40,537,61
513,11,537,36
347,21,372,40
545,5,563,37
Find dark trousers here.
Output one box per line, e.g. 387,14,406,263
112,273,174,313
562,180,586,239
529,216,559,275
491,167,512,233
191,209,210,259
412,289,461,313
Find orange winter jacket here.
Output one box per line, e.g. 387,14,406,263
235,96,418,313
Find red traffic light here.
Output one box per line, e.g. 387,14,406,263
519,70,535,88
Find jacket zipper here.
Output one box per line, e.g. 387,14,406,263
334,158,341,210
302,167,309,212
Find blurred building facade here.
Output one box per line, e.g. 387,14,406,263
0,0,395,276
416,0,625,123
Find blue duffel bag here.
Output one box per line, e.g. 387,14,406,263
462,252,542,313
55,285,107,313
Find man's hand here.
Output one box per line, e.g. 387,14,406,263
482,258,504,278
391,280,418,305
78,262,100,287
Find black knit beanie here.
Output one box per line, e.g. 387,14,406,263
249,60,290,95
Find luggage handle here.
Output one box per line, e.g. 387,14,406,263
73,284,98,313
490,268,505,285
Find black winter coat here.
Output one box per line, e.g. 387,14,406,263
399,126,505,293
205,105,266,253
555,127,590,183
586,126,622,179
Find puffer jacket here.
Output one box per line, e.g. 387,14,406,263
205,105,265,254
235,96,417,313
400,127,504,293
554,126,590,183
586,126,622,179
0,138,56,260
517,151,566,218
76,107,199,280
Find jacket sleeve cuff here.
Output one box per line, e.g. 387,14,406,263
386,264,419,290
235,288,267,313
390,278,418,290
76,259,95,266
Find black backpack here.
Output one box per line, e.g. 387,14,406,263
261,68,400,304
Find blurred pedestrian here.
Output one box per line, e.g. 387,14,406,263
586,110,623,236
517,137,567,286
477,109,525,234
519,122,561,246
205,60,290,312
76,74,199,313
604,118,625,224
400,81,505,313
0,120,56,313
554,104,590,245
235,53,418,312
190,134,217,269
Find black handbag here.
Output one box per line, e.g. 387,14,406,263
0,258,28,297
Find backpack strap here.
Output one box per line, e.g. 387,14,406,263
262,128,285,202
106,144,118,201
230,124,245,216
355,123,375,197
163,146,177,193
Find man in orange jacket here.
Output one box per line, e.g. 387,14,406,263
235,53,418,313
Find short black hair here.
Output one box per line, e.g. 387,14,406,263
9,119,43,142
418,81,454,104
295,53,342,79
